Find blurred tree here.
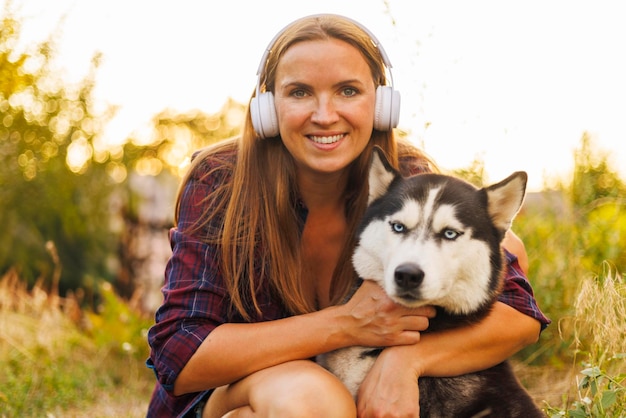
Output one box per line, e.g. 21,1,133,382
571,132,625,209
570,133,626,274
122,100,246,178
0,4,117,293
1,1,246,302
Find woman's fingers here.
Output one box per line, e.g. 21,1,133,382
344,280,436,347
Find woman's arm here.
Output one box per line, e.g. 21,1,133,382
503,229,529,274
395,302,539,377
174,280,434,395
174,308,343,395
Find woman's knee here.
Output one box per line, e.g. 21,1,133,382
259,360,356,418
204,360,355,418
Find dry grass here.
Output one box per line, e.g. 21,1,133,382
573,263,626,359
0,270,153,417
539,265,626,416
513,361,578,411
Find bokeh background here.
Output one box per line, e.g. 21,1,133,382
19,0,626,191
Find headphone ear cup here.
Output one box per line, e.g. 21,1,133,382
374,86,401,131
250,92,279,139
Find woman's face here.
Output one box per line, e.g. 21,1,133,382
273,38,376,178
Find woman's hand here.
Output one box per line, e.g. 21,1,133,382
356,345,420,418
339,280,435,348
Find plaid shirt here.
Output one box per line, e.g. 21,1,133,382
146,150,550,417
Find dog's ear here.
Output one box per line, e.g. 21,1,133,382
368,147,398,204
484,171,527,232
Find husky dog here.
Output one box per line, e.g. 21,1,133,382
318,148,543,417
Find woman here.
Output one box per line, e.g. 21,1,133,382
146,14,549,418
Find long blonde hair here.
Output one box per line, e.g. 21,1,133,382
176,15,434,320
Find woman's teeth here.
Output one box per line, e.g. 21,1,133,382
310,134,343,144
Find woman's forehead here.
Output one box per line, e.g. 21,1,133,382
275,39,373,86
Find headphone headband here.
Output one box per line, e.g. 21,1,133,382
256,14,394,78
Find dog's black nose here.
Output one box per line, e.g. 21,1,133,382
394,263,424,290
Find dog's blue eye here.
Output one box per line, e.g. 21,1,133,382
442,229,461,240
390,222,406,233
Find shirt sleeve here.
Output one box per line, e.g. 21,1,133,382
498,249,551,330
147,173,230,392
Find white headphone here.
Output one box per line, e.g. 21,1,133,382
250,14,401,139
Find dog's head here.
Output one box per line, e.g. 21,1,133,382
352,148,527,315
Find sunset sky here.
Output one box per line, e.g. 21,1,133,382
18,0,626,191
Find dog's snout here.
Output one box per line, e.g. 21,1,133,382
394,263,424,290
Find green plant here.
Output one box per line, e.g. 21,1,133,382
544,266,626,417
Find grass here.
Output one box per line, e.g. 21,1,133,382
545,265,626,417
519,265,625,417
0,269,154,417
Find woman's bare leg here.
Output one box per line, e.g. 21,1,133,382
203,360,356,418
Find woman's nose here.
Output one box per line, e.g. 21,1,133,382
310,95,339,125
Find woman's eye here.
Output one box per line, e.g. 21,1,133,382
291,89,307,98
390,222,406,233
442,229,461,240
342,87,358,97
